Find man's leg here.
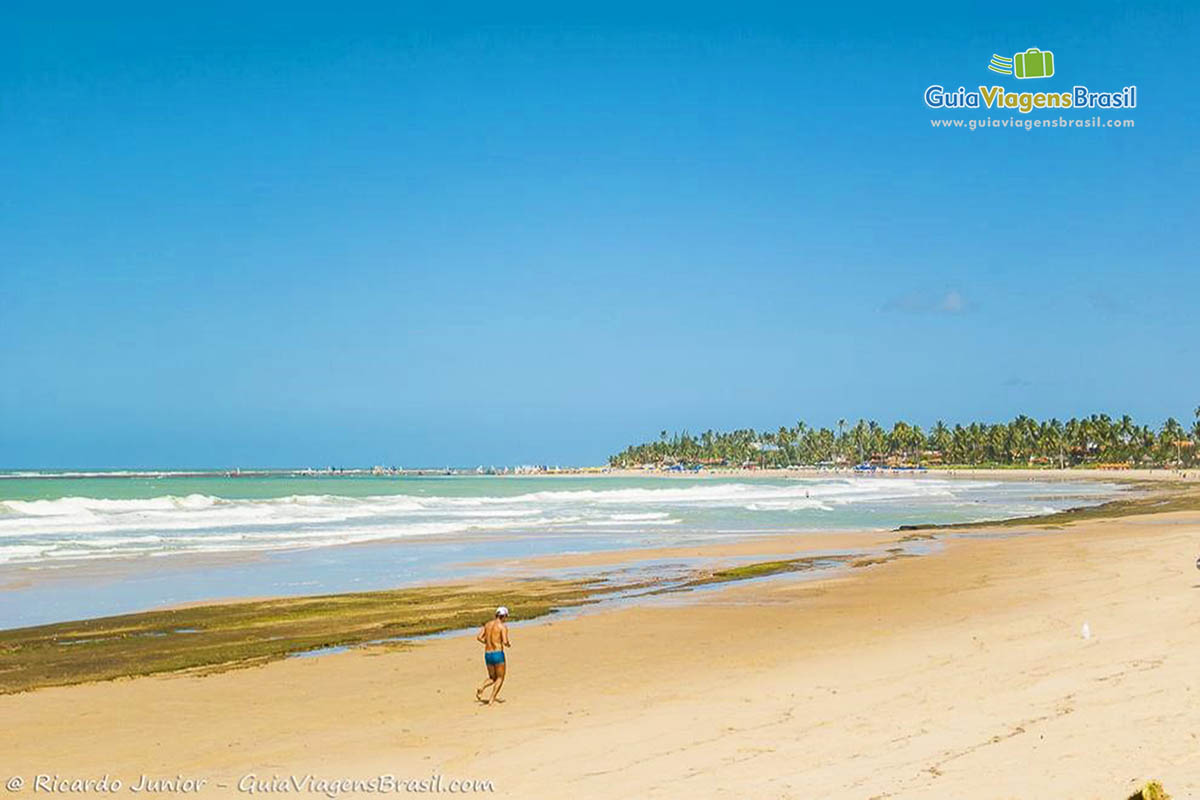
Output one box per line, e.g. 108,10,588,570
487,662,506,705
476,662,497,701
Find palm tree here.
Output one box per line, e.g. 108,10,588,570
1115,415,1135,463
930,420,950,459
867,420,884,462
792,421,809,464
817,427,836,463
850,419,868,465
776,426,794,466
949,424,967,464
1161,418,1186,465
1045,418,1065,468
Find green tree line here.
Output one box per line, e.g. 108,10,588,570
609,409,1200,469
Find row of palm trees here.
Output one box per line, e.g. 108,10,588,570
609,409,1200,469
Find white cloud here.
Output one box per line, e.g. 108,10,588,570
939,290,965,313
882,288,969,315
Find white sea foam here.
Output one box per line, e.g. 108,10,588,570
0,478,1061,566
584,518,684,527
743,500,834,512
609,512,673,521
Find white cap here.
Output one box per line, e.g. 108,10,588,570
496,606,509,617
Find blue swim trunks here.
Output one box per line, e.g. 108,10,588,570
484,650,505,665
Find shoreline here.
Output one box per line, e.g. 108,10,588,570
4,480,1195,694
0,470,1131,632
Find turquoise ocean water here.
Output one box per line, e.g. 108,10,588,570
0,471,1119,629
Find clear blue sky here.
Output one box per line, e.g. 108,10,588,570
2,1,1196,468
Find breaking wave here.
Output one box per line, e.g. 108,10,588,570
0,477,1053,566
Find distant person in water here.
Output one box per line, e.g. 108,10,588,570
476,607,511,705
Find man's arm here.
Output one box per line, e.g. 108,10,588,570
502,624,512,647
476,625,487,644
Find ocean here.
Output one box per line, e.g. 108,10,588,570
0,471,1119,629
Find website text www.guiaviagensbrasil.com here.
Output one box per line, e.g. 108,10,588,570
930,116,1134,131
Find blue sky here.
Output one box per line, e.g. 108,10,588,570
2,1,1197,467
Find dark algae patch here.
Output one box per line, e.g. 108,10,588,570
677,555,854,588
667,548,914,591
0,581,599,694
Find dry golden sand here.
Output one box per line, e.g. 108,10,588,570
2,511,1199,799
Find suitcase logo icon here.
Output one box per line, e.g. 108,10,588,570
988,48,1055,79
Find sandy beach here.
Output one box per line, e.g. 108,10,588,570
3,485,1198,799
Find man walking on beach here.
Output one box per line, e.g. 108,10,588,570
476,607,511,705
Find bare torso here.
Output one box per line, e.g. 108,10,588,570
481,619,507,651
